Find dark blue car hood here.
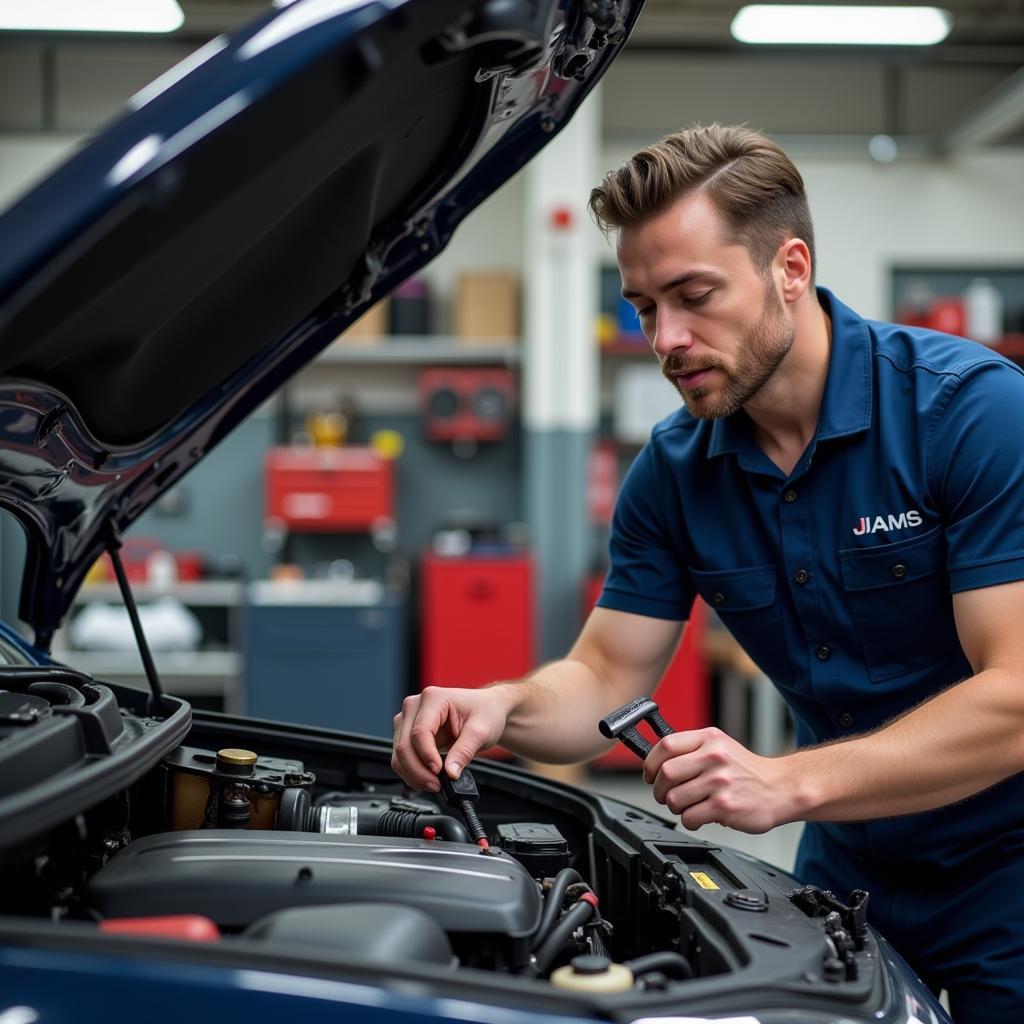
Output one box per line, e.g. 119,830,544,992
0,0,640,645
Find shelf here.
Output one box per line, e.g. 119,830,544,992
316,336,521,366
75,580,245,606
67,650,242,679
600,339,652,357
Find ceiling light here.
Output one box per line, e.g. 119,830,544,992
0,0,185,33
731,5,952,46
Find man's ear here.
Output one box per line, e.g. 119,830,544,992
776,238,812,302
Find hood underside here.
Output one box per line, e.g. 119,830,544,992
0,0,640,643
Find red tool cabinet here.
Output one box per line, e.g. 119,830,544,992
265,446,393,531
585,574,711,769
420,552,534,688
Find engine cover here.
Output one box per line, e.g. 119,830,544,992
87,831,542,964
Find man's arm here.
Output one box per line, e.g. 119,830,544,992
644,579,1024,832
391,607,683,791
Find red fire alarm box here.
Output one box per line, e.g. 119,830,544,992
584,574,710,769
419,368,516,442
265,446,394,531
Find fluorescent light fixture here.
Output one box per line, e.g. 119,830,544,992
0,0,185,33
731,5,952,45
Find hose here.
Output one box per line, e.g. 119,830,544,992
623,951,695,980
530,868,583,949
531,899,596,976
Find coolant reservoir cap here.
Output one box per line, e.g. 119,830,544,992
216,748,258,774
571,955,612,975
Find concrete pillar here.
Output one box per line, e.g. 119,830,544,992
523,89,602,662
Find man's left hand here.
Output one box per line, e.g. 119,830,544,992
643,728,792,833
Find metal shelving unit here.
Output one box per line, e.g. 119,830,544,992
54,580,245,712
317,337,521,366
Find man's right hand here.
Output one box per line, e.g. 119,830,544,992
391,685,515,791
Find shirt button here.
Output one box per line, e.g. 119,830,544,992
838,711,854,727
783,489,797,503
712,592,726,607
816,645,832,661
891,563,907,579
794,568,809,585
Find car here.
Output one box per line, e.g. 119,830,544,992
0,1,950,1022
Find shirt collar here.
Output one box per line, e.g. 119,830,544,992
707,285,873,458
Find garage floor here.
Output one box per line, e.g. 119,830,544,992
582,768,804,872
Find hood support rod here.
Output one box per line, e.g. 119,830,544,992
105,528,168,717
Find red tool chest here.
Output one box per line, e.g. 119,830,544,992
420,552,534,687
265,446,394,531
584,574,711,769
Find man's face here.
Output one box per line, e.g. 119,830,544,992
617,191,795,420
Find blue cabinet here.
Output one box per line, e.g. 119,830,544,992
243,594,407,736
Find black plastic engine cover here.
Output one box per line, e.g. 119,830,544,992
87,831,541,959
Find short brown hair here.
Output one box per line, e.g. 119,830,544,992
589,124,815,278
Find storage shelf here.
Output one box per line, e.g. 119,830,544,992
75,580,245,606
317,336,521,366
67,650,242,678
600,339,651,356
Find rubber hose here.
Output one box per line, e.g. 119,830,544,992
530,868,583,949
532,899,596,976
0,666,93,692
623,951,695,980
375,810,470,845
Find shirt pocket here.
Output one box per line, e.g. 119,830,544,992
687,564,791,685
839,526,961,682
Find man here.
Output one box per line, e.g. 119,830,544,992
392,124,1024,1020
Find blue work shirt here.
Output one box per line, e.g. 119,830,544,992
598,287,1024,868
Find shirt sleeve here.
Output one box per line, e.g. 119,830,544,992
597,440,694,620
928,358,1024,593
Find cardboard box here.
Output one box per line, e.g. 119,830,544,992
454,272,519,342
340,299,388,343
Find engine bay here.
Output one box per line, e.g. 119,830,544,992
0,676,888,1016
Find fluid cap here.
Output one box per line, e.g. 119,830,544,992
216,748,258,775
550,956,634,993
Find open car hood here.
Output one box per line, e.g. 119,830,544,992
0,0,640,645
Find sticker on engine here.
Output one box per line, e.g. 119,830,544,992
689,871,720,890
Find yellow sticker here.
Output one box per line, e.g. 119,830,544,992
689,871,720,890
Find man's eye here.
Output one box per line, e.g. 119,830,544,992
682,291,712,307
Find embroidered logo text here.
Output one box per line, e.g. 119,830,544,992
853,510,923,536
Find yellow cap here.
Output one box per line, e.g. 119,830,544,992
217,748,258,766
370,429,405,460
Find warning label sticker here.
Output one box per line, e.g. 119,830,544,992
689,871,720,890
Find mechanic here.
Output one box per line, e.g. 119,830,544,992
392,124,1024,1021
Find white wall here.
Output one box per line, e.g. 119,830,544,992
0,134,82,211
602,141,1024,320
803,151,1024,319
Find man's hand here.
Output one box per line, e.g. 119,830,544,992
391,685,515,792
643,727,794,833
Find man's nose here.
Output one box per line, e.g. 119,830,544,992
652,312,694,359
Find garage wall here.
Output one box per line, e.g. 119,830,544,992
601,141,1024,320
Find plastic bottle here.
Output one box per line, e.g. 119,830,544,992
964,278,1004,346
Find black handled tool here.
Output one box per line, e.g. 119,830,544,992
438,757,490,848
598,697,675,759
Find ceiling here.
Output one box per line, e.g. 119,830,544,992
0,0,1022,151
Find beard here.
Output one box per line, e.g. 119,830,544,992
662,280,795,420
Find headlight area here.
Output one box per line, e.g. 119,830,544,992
0,724,945,1023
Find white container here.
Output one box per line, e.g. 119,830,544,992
964,278,1004,346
